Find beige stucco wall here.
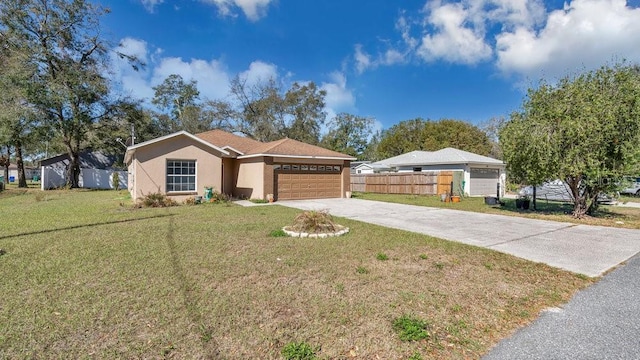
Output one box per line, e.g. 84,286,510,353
235,158,265,200
222,157,236,195
130,136,223,203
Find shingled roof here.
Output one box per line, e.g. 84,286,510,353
195,129,264,155
196,130,355,160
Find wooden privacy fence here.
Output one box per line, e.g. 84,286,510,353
351,171,458,195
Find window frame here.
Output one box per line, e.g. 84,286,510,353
166,159,197,193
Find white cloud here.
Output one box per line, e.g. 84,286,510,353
496,0,640,79
382,49,406,66
111,38,154,100
417,2,492,64
152,57,231,100
200,0,273,21
110,38,231,102
238,61,278,87
354,44,373,74
321,72,356,118
139,0,163,12
353,0,640,83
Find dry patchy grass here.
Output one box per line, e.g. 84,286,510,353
0,190,592,359
355,193,640,229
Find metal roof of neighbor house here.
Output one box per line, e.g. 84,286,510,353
375,148,504,167
354,163,391,170
195,129,264,155
40,150,119,169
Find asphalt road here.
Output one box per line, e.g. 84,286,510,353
483,252,640,359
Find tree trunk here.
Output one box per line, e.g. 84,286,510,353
566,176,588,218
65,149,81,188
532,185,537,211
15,141,27,188
2,147,11,184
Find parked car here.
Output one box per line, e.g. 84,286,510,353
620,177,640,196
519,180,617,204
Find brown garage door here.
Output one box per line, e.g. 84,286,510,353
276,172,342,200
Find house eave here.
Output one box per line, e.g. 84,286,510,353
237,153,356,161
124,131,230,164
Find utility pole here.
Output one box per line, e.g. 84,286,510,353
130,123,136,146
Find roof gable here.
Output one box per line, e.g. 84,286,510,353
125,131,230,164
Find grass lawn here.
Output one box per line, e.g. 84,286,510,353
619,195,640,203
0,189,592,359
355,193,640,230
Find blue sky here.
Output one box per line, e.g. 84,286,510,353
104,0,640,131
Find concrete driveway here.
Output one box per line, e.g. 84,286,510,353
275,198,640,277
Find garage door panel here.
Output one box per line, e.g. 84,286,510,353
470,168,500,196
276,171,342,200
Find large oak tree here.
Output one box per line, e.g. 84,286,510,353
0,0,130,187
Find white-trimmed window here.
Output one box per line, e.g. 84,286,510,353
167,160,196,192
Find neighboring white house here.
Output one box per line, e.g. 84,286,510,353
4,164,39,182
39,150,127,190
371,148,506,196
353,163,393,174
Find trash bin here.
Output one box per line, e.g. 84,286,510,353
32,175,40,182
204,187,213,201
9,176,15,182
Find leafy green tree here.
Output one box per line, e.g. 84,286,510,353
227,76,327,143
321,113,374,157
88,100,163,166
500,64,640,218
376,118,428,158
0,35,39,187
479,116,505,160
422,119,492,155
376,118,493,159
0,0,132,188
151,74,209,133
282,82,327,145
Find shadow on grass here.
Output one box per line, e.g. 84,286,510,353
494,199,574,214
0,213,175,240
494,199,631,221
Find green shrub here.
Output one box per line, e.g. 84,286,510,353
208,190,230,203
281,341,318,360
419,253,428,260
269,229,287,237
376,253,389,261
136,191,178,208
408,353,424,360
392,315,430,341
112,172,120,191
356,266,369,274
